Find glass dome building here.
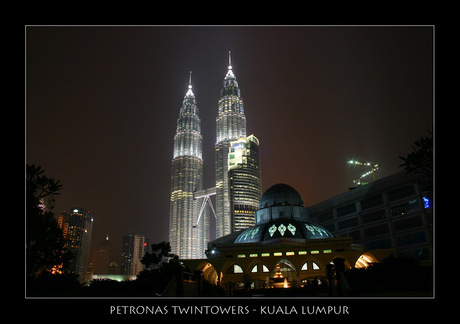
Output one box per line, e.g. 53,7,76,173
182,183,394,294
235,184,333,243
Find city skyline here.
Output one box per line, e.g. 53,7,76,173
26,26,433,264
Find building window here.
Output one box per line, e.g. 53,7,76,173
338,217,359,230
362,209,386,224
390,200,419,217
318,210,334,222
336,203,357,218
301,262,308,271
388,184,416,201
360,194,383,210
312,262,320,270
396,231,427,247
364,224,389,238
251,265,258,273
262,265,270,273
393,216,423,232
227,264,244,274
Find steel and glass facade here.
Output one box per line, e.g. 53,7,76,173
228,135,262,232
169,76,208,259
215,55,247,238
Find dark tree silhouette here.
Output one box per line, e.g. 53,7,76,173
26,164,72,278
141,241,177,269
399,130,433,178
137,241,183,295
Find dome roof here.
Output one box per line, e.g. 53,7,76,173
234,183,333,244
259,183,304,209
234,218,333,244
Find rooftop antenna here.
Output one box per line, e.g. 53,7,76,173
228,50,232,69
188,70,192,88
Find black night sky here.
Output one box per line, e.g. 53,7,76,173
26,26,433,262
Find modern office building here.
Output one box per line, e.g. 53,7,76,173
169,73,208,259
120,233,147,275
120,234,134,275
215,52,248,238
308,171,433,263
132,234,146,275
57,207,93,282
228,135,262,232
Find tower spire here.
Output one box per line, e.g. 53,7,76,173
228,51,232,70
186,70,194,97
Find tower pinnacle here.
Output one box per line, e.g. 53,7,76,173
186,71,194,97
228,51,232,70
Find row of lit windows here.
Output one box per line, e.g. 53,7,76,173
228,261,322,274
235,249,333,258
234,210,255,214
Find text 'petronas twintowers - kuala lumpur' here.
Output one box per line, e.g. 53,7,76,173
169,53,262,259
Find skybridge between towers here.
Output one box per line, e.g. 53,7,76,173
193,187,217,228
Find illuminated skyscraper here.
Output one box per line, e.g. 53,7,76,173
120,233,147,275
132,234,146,275
58,207,93,282
215,52,247,238
120,234,134,275
228,135,262,231
169,72,208,259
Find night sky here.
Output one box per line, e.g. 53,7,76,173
26,26,433,263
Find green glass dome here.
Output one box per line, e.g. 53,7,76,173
234,218,333,244
234,183,333,244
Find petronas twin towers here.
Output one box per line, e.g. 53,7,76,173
169,53,262,259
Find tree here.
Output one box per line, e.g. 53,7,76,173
399,130,433,178
137,241,183,294
26,164,71,278
140,241,178,270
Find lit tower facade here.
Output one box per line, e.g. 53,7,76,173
228,135,262,232
169,72,207,259
215,52,247,238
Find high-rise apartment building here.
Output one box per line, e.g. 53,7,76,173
120,234,147,275
169,73,208,259
58,207,93,282
228,135,262,232
215,52,247,238
120,234,134,275
132,234,146,275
